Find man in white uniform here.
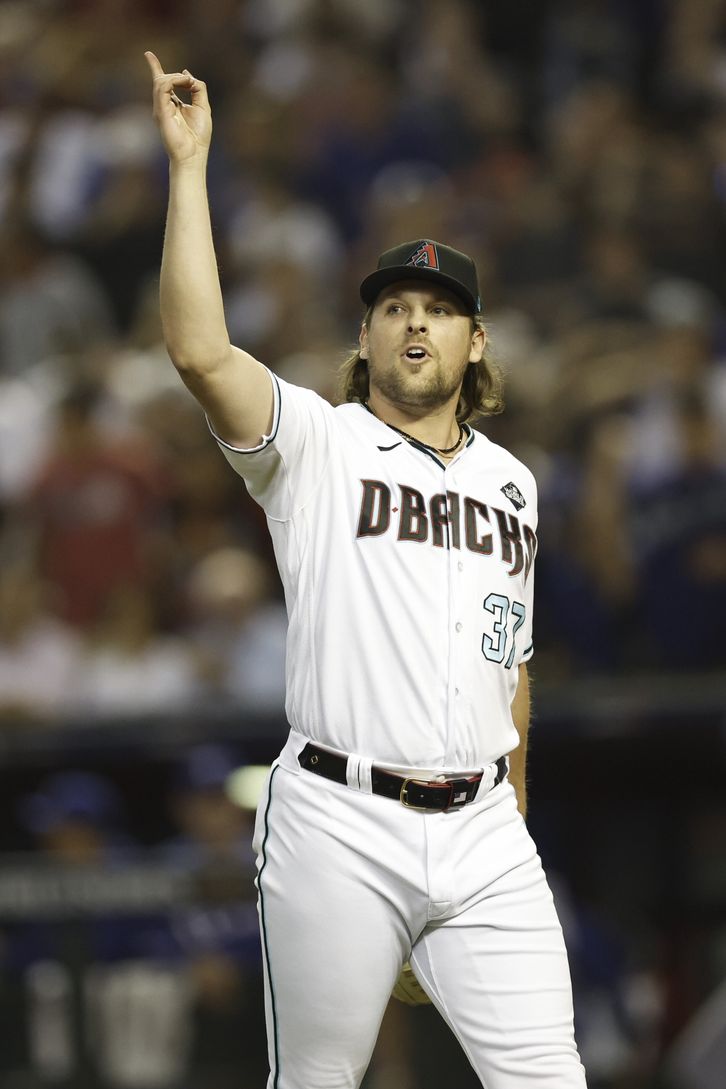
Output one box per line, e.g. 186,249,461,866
146,52,587,1089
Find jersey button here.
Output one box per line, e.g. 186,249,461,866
455,622,463,632
457,561,464,572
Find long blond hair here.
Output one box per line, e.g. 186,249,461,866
336,308,504,423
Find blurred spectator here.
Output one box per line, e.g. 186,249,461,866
535,413,634,674
77,584,201,716
29,382,168,628
74,104,166,332
6,772,141,990
186,546,287,711
576,230,650,322
135,388,271,560
630,392,726,669
17,770,132,864
164,744,254,868
226,170,344,284
0,218,115,374
0,368,57,503
627,310,725,487
548,873,665,1089
224,254,342,375
160,744,266,1087
0,565,82,722
5,771,191,1088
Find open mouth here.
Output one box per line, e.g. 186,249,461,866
403,347,429,361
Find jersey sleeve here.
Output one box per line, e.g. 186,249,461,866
208,368,335,520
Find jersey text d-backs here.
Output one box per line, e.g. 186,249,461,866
212,369,538,771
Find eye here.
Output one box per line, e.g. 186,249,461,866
431,305,450,315
386,303,404,314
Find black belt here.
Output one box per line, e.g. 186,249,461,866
298,743,507,811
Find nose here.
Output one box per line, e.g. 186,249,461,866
407,314,428,333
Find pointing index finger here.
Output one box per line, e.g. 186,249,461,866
144,51,164,78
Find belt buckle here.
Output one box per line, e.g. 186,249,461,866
400,777,453,811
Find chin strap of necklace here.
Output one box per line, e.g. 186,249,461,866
364,402,464,456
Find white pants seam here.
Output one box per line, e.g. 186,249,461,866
412,941,491,1089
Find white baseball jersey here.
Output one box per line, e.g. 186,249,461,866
212,368,537,771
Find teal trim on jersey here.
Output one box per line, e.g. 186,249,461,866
363,401,474,469
412,440,448,469
258,763,282,1087
412,422,474,467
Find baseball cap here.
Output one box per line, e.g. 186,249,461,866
359,239,482,314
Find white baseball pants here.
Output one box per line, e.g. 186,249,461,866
253,735,587,1089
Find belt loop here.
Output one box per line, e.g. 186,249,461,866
491,755,508,791
346,753,373,793
359,757,373,794
481,757,503,796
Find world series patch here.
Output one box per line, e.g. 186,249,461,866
501,482,525,511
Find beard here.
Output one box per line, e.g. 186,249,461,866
368,351,468,412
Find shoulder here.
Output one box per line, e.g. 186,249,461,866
276,378,369,432
333,399,371,422
331,399,381,438
470,431,538,495
275,385,374,441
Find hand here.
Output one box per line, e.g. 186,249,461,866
144,51,212,164
391,961,431,1006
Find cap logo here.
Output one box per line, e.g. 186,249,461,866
406,241,439,270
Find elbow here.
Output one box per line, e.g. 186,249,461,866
160,315,231,376
165,342,231,378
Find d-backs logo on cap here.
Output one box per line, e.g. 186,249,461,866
406,241,439,270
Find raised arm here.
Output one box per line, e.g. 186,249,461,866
145,51,273,447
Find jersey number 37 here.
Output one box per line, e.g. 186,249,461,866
482,594,526,670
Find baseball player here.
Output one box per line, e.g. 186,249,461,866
146,53,587,1089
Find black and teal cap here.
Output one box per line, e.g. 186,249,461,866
360,239,482,314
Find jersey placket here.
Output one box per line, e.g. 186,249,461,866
412,452,458,761
442,459,466,766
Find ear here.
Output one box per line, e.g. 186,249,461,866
468,324,486,364
358,322,369,360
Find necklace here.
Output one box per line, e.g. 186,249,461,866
364,402,464,456
389,420,464,455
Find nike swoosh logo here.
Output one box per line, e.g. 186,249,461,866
377,442,402,452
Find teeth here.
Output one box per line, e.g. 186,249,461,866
407,349,425,358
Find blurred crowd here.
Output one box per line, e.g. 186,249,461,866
1,0,726,726
0,4,725,1086
1,747,268,1088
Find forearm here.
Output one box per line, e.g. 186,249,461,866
508,663,530,819
160,160,230,369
